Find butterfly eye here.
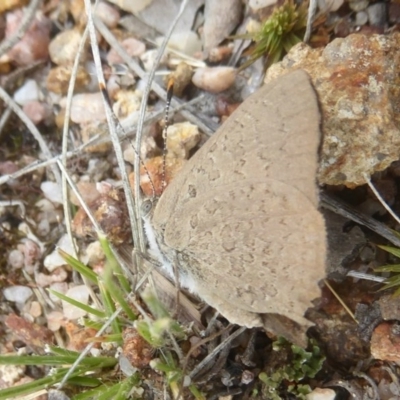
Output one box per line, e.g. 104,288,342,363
140,199,153,217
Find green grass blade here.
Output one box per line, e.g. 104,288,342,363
58,248,99,284
48,289,106,318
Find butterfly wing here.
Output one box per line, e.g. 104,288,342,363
151,70,325,329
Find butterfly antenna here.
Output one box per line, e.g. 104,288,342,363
99,83,157,199
161,79,174,192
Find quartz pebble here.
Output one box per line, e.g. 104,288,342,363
192,67,236,93
367,3,387,28
49,29,85,66
107,38,146,64
95,1,120,28
44,234,75,272
8,249,24,269
306,388,336,400
62,285,90,320
23,101,49,125
3,286,33,304
70,92,106,124
6,10,51,65
13,79,40,106
47,311,65,331
163,31,202,56
41,181,63,204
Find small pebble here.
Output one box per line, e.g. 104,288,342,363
62,285,90,320
49,29,85,65
49,282,69,303
22,239,41,271
35,267,68,287
367,3,387,28
348,0,369,11
47,311,65,331
166,122,201,159
8,249,24,269
13,79,40,106
317,0,344,12
6,10,51,65
355,11,369,25
3,286,33,304
192,66,236,93
29,301,42,318
306,388,336,400
23,101,49,125
95,1,120,28
166,31,202,56
41,181,63,204
107,37,146,64
43,234,75,272
70,92,106,124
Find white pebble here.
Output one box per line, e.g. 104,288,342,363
192,66,236,93
3,286,33,304
29,301,42,318
41,181,63,204
70,92,106,124
62,285,90,320
8,249,24,269
49,282,68,303
13,79,40,106
47,310,65,331
44,234,75,272
164,31,202,56
306,388,336,400
95,1,120,28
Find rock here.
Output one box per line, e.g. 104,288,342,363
348,0,369,12
162,31,202,57
265,33,400,188
371,322,400,362
62,285,90,320
43,234,75,272
203,0,242,52
165,122,201,159
367,3,387,28
8,249,24,269
355,11,368,26
192,66,236,93
95,1,121,28
3,286,33,304
13,79,40,106
70,92,106,124
23,101,50,125
41,181,63,204
306,388,336,400
6,10,51,66
47,65,90,94
107,38,146,64
49,29,86,66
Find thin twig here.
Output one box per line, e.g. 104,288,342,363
324,279,357,323
189,327,246,379
84,0,140,258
